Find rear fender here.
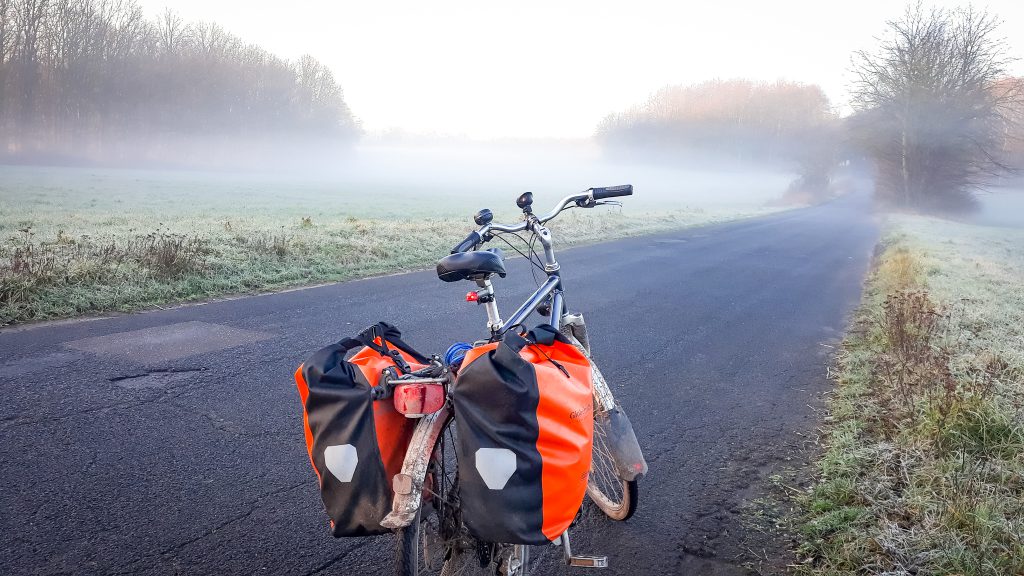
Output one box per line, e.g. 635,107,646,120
380,405,452,530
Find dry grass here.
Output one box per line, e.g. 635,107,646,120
797,216,1024,575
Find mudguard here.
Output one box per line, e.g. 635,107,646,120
598,406,648,481
561,313,647,481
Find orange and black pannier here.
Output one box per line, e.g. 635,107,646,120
294,322,429,536
451,324,594,545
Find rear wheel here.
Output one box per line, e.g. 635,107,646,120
396,424,453,576
396,419,529,575
398,504,447,575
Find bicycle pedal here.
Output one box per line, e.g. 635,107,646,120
568,555,608,568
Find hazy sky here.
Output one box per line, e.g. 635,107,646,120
138,1,1024,139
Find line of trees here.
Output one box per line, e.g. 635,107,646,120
849,3,1023,211
0,0,359,167
596,79,838,164
596,79,841,199
596,4,1024,213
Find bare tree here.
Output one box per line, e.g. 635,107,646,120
0,0,15,142
0,0,14,64
155,7,184,55
12,0,50,145
850,3,1022,211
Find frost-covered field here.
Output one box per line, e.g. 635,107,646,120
895,214,1024,370
0,159,791,325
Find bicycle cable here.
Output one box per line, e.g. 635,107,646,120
493,232,546,282
527,231,541,287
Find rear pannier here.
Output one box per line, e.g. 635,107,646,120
452,325,594,545
294,322,429,537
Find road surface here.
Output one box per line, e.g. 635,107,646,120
0,192,877,575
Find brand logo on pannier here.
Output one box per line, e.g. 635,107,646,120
569,404,592,420
324,444,358,482
475,448,516,490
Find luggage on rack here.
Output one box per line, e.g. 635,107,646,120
452,324,594,545
294,322,429,537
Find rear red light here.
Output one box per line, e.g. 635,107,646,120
393,383,445,418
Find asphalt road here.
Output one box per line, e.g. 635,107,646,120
0,192,877,575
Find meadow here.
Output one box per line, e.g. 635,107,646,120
0,157,792,325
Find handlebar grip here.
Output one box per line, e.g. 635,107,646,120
591,184,633,200
451,231,482,254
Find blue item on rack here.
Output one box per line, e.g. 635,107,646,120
444,342,473,368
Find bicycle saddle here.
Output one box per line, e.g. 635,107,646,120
436,248,506,282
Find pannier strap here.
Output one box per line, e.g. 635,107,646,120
504,324,571,378
338,322,430,374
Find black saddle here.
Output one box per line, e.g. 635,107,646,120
436,248,506,283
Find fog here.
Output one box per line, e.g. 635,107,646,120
972,178,1024,228
335,141,796,212
1,0,1022,221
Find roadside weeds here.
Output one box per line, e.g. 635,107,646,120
793,217,1024,575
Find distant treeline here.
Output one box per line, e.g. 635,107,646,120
596,79,838,166
0,0,359,167
598,71,1024,209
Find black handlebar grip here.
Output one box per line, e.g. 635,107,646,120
451,231,482,254
591,184,633,199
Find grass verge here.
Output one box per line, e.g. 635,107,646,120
796,216,1024,575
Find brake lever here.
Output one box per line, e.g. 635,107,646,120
574,198,597,208
594,200,623,208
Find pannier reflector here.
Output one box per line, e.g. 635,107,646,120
323,444,358,482
393,383,445,418
475,448,516,490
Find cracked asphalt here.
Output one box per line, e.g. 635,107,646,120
0,192,877,575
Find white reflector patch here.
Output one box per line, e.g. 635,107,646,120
475,448,516,490
324,444,358,482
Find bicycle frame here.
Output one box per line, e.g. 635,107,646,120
382,187,647,533
479,214,566,337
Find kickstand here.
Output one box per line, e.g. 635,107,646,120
558,529,608,569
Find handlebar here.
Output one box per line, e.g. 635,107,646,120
450,230,483,254
450,185,632,253
591,184,633,200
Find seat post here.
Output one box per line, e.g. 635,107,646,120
476,279,503,334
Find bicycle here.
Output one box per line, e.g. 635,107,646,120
375,186,648,575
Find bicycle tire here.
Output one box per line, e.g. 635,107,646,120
396,419,455,576
585,368,640,521
396,419,530,576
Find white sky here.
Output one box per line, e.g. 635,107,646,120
137,0,1024,139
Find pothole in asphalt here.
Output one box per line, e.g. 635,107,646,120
109,368,207,389
67,321,274,362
